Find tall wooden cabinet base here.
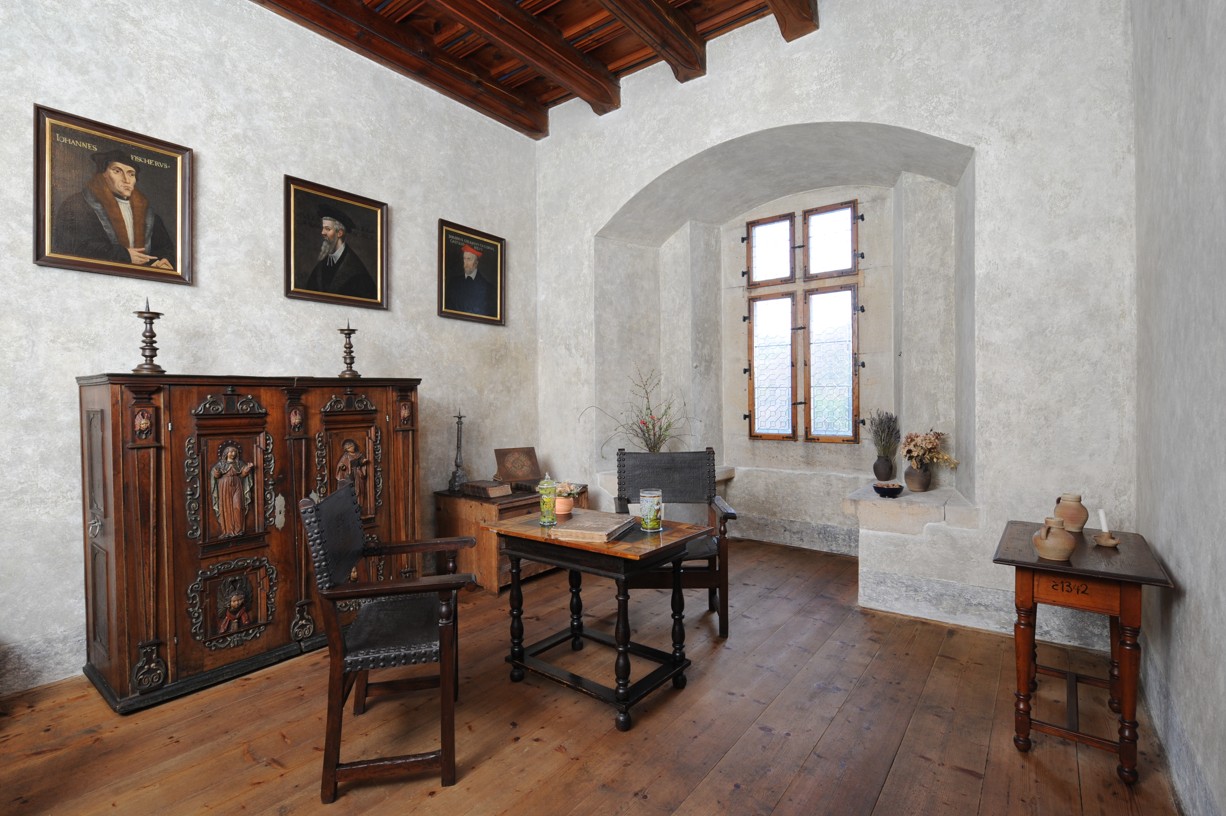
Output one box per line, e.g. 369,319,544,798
79,373,422,713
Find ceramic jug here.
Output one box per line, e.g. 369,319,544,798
1054,493,1089,532
1032,516,1076,561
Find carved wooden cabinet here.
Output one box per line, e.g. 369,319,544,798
78,373,421,713
433,489,587,593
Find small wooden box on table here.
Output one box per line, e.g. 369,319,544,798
434,488,587,593
993,520,1173,783
485,509,712,731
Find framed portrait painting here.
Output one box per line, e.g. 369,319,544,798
34,105,193,284
284,176,387,309
438,219,505,325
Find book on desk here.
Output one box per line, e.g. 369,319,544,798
551,509,637,543
461,480,512,498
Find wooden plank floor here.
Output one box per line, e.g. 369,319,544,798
0,540,1182,815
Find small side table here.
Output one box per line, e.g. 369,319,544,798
993,520,1173,784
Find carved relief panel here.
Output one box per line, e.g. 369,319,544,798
185,389,276,550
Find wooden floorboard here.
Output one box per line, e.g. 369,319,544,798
0,539,1182,815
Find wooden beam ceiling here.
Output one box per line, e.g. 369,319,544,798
250,0,820,139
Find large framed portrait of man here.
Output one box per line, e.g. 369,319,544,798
34,105,193,284
438,219,505,325
284,176,387,310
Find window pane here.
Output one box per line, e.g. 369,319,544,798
808,289,853,437
749,219,792,284
751,296,793,435
807,206,852,276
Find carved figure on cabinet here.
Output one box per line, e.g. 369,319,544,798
217,577,253,634
133,409,153,440
336,438,372,516
399,401,412,426
210,443,255,538
289,407,305,434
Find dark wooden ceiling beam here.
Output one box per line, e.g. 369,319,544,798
596,0,705,82
249,0,549,138
763,0,819,42
425,0,621,115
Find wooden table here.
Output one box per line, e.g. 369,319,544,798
485,510,713,731
993,520,1173,783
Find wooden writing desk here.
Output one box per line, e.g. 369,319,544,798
993,520,1173,783
485,510,713,731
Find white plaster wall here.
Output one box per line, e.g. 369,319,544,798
896,174,957,457
1133,1,1226,814
0,0,537,694
537,1,1135,638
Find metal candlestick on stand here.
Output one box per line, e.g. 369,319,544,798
133,299,165,374
448,412,469,492
338,321,360,379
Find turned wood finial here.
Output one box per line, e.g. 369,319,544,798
133,299,165,374
338,321,360,379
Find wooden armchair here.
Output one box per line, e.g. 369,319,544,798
615,447,737,637
298,482,475,803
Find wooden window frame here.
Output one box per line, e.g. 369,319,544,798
747,291,797,440
744,198,862,444
802,283,860,443
803,200,859,281
745,213,796,289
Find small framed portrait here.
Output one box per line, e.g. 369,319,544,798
34,105,193,284
438,219,505,325
284,176,387,309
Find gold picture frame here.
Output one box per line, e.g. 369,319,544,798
34,105,193,284
284,176,387,310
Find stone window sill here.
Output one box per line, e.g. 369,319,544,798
842,483,979,534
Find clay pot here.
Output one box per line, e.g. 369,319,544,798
1033,517,1077,561
1054,493,1088,532
873,456,895,481
555,496,574,516
904,464,932,492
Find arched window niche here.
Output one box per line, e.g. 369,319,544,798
591,123,978,554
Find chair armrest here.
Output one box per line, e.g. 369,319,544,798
711,495,737,520
364,536,477,558
319,572,476,603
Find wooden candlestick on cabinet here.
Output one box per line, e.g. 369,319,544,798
338,321,360,379
132,298,165,374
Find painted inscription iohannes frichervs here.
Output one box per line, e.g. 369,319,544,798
35,105,192,284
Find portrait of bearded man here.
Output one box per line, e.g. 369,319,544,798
301,205,376,300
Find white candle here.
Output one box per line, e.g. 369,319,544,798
1099,509,1109,534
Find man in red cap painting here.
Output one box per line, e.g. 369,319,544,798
51,148,176,269
302,205,376,300
444,243,497,318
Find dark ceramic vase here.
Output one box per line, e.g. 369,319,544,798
873,456,895,481
904,464,932,492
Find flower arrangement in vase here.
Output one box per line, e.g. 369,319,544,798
554,481,581,515
867,409,900,481
901,429,958,492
